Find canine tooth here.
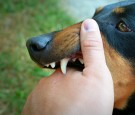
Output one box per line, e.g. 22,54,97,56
60,58,69,74
45,64,49,67
50,62,56,68
72,58,76,62
79,58,84,64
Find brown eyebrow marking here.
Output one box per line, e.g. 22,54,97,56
95,6,104,14
113,7,125,14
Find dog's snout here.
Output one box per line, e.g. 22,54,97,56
26,32,57,65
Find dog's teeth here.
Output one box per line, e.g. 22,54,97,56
72,58,76,62
50,62,56,68
45,64,49,67
60,58,69,74
79,58,84,64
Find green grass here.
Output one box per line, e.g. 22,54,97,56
0,0,74,114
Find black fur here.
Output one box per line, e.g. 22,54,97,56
94,2,135,62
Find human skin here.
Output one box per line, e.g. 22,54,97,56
22,19,114,115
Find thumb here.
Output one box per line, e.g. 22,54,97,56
80,19,106,68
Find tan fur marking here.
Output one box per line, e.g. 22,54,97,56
51,23,81,56
95,6,104,14
113,7,125,14
102,34,135,109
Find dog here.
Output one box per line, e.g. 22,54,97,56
26,1,135,115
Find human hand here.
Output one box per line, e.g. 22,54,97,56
22,19,114,115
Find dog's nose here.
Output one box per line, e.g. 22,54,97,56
26,31,57,52
29,38,46,51
27,34,50,52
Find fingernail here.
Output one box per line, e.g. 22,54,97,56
83,19,97,32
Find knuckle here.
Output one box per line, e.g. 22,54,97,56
81,39,103,49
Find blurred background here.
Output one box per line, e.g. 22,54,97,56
0,0,121,114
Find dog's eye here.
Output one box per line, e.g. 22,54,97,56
116,21,132,32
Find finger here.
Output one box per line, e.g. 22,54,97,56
80,19,106,68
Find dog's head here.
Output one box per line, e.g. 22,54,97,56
26,1,135,111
